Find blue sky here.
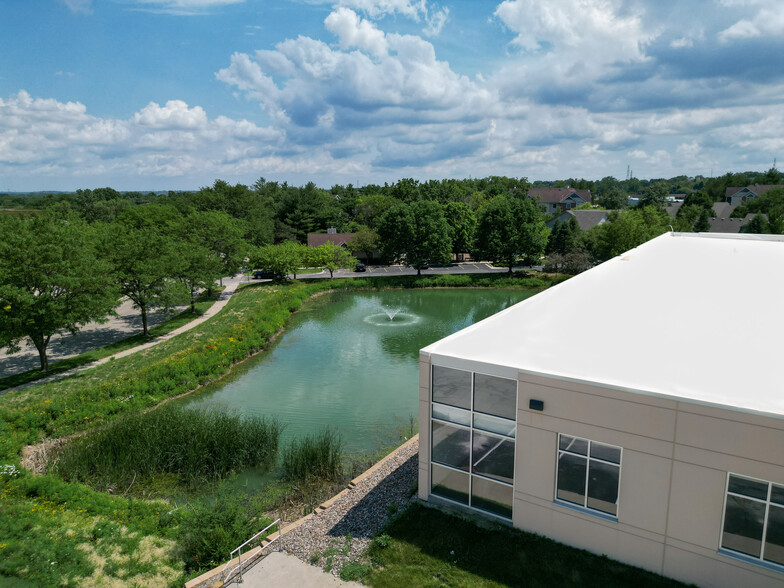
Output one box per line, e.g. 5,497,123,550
1,0,782,191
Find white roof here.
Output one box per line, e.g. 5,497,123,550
423,233,784,418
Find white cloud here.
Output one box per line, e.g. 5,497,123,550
59,0,92,13
718,6,784,42
325,8,389,57
129,0,246,15
494,0,652,61
336,0,449,36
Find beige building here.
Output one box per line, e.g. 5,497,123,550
418,232,784,587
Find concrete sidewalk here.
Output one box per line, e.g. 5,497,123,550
223,552,361,587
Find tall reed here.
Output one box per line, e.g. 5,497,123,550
50,404,282,491
281,427,343,482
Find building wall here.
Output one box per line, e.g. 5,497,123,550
418,361,784,587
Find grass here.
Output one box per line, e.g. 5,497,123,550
50,405,282,493
0,289,222,392
281,427,343,482
361,503,686,587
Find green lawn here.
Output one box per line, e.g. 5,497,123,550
361,503,686,587
0,289,222,392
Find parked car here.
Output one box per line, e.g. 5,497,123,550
354,263,367,272
252,269,282,280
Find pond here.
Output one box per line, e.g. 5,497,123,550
186,288,534,460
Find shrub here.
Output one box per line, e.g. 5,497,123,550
50,405,282,491
280,427,343,482
340,561,372,582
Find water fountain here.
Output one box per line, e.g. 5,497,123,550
361,300,420,326
382,307,401,321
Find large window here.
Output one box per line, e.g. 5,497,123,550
556,434,621,517
721,473,784,567
430,366,516,519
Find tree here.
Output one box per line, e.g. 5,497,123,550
587,207,670,261
249,241,306,279
639,184,669,209
377,201,451,276
599,186,628,210
184,211,248,286
346,229,379,262
444,202,477,260
547,216,579,255
473,196,548,272
743,214,770,234
693,209,711,232
306,243,357,278
102,223,188,337
0,215,119,370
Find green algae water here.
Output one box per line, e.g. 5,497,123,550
186,289,533,457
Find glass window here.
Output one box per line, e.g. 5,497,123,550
430,367,516,520
431,464,469,505
722,495,765,558
722,474,784,567
556,434,621,517
432,403,471,426
432,366,471,409
473,374,516,419
765,505,784,566
431,422,470,471
473,412,515,438
472,432,514,484
471,476,513,519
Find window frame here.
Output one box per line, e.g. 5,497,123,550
554,433,622,520
718,472,784,572
429,365,518,521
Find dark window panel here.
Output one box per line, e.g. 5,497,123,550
557,452,587,505
471,476,513,519
764,505,784,566
559,435,588,456
722,495,765,558
474,373,516,420
431,464,469,505
432,366,471,409
431,422,470,471
728,475,769,501
586,460,620,515
472,431,515,484
432,403,471,427
590,442,621,464
473,412,516,438
771,484,784,506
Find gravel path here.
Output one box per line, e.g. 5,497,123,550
281,438,419,576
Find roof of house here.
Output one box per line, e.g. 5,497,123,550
725,184,784,198
306,232,355,247
422,232,784,418
664,202,683,217
711,202,737,219
529,187,592,204
708,213,757,233
546,210,608,230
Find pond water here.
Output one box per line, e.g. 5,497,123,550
186,289,533,460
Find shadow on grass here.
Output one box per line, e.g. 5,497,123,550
364,502,689,588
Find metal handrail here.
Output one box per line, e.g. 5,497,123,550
220,518,281,584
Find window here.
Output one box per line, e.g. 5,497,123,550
430,367,516,519
556,434,621,517
721,473,784,567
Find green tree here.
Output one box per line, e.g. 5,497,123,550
0,215,120,370
306,243,357,278
599,186,627,210
346,229,379,262
588,207,670,261
444,202,477,259
547,216,579,255
102,223,188,337
250,241,306,279
743,214,770,234
377,201,451,275
639,184,669,209
693,209,711,232
473,196,548,272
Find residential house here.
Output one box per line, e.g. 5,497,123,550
725,185,784,206
306,228,355,249
546,210,608,231
419,232,784,587
530,187,592,214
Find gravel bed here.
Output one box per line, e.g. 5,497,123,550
281,438,419,576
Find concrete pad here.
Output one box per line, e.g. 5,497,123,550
227,551,361,587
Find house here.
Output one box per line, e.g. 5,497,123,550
418,232,784,587
529,187,592,214
725,185,784,206
546,210,608,231
708,213,759,233
306,228,354,249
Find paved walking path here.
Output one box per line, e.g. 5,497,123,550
224,551,360,587
2,275,245,394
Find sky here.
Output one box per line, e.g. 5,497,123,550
0,0,782,191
